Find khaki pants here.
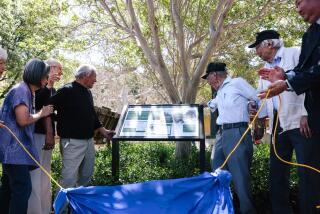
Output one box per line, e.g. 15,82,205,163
59,138,95,188
57,138,95,214
28,133,53,214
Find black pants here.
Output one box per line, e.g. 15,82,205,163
0,164,32,214
269,127,320,214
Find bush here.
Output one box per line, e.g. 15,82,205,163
250,143,298,214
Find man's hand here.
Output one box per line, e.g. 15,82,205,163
47,70,61,88
43,134,55,150
257,68,271,80
268,66,286,82
300,116,312,138
258,80,288,99
199,101,208,109
97,127,115,141
248,101,258,115
39,105,54,118
103,130,115,140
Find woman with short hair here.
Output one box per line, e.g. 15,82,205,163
0,58,54,214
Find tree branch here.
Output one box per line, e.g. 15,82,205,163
170,0,189,100
187,33,208,56
126,0,181,103
114,0,130,29
98,0,131,34
224,0,273,30
146,0,165,67
186,0,235,102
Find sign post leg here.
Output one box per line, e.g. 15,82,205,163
112,140,119,181
199,139,205,173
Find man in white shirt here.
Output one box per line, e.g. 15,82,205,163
203,62,260,214
249,30,311,214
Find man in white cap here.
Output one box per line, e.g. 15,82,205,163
0,46,8,79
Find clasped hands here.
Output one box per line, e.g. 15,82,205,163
257,66,288,99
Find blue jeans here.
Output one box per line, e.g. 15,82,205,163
212,127,256,214
0,164,32,214
270,128,320,214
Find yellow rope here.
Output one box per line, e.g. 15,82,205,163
218,89,320,209
273,95,320,209
272,95,320,173
2,124,63,189
219,90,270,169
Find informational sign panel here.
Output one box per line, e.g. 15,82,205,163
112,104,206,179
114,105,204,140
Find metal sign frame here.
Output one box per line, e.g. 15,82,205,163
111,104,206,180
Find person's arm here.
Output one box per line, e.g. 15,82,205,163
287,65,320,95
15,104,53,127
42,116,55,150
236,78,260,101
207,98,217,112
96,127,115,140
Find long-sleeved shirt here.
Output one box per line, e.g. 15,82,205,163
258,46,308,132
208,76,264,125
49,81,102,139
35,87,56,135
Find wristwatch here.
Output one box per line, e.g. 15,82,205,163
285,80,293,91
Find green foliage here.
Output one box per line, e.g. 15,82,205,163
0,0,71,100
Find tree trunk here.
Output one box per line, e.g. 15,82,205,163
175,141,191,159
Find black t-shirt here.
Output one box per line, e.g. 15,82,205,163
49,81,102,139
35,87,56,135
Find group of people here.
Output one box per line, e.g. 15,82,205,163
0,0,319,213
203,0,320,213
0,55,113,214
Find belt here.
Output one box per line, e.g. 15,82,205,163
221,122,248,130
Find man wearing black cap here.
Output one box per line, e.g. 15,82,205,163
203,62,263,214
249,30,313,214
259,0,320,212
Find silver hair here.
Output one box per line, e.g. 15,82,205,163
75,64,96,79
0,46,8,61
45,58,61,66
261,39,284,49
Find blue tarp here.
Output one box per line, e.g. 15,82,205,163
54,169,234,214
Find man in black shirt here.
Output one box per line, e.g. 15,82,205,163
49,64,113,191
28,58,63,214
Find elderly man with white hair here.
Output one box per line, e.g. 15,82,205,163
0,46,8,79
49,64,113,194
28,58,63,214
249,30,311,214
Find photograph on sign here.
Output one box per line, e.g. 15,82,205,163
119,105,199,138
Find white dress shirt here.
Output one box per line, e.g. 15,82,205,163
258,46,308,132
208,76,262,125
